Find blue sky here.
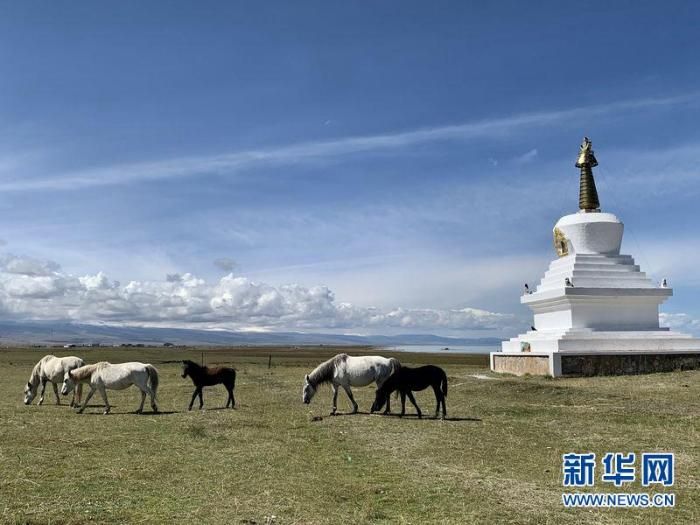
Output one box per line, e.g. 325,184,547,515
0,1,699,336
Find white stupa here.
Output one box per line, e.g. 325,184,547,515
491,138,700,377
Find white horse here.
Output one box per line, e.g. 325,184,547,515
61,362,159,415
302,353,400,415
24,355,84,407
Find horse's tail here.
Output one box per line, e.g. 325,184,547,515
145,365,159,398
441,369,448,398
389,357,401,375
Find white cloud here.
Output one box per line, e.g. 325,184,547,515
0,252,515,333
1,92,696,192
514,148,538,164
660,312,700,335
0,253,60,276
79,271,119,290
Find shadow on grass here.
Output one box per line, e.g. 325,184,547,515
329,411,481,422
182,406,238,412
74,406,179,416
379,413,481,422
134,410,178,416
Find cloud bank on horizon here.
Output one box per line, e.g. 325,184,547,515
0,253,516,333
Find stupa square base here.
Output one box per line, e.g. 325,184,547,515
491,350,700,377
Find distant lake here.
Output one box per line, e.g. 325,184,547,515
383,344,497,354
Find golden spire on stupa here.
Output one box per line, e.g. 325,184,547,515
575,137,601,212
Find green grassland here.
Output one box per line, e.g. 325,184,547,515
0,346,698,524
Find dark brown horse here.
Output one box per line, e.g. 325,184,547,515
370,365,448,419
181,360,236,410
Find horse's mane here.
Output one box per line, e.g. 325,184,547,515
71,362,109,381
182,360,204,371
308,353,346,386
388,357,401,373
27,362,42,387
27,355,57,387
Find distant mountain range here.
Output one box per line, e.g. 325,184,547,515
0,320,501,348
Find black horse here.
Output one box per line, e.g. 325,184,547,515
371,365,447,419
181,360,236,410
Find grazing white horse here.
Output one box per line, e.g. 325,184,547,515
24,355,84,407
61,362,159,415
302,353,400,415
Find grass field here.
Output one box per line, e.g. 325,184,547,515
0,346,698,524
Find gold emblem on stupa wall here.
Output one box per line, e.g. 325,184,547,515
553,227,569,257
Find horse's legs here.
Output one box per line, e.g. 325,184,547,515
52,382,61,405
97,385,111,415
342,385,358,414
406,391,422,418
77,387,96,414
71,383,82,408
431,383,447,419
330,384,339,415
399,392,406,417
226,385,235,408
188,388,199,411
198,389,204,409
136,389,146,414
148,386,158,413
38,379,47,405
432,385,441,418
376,378,391,414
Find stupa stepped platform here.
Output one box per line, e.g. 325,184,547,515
502,328,700,353
534,254,655,291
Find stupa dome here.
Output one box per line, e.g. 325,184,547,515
554,212,623,256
